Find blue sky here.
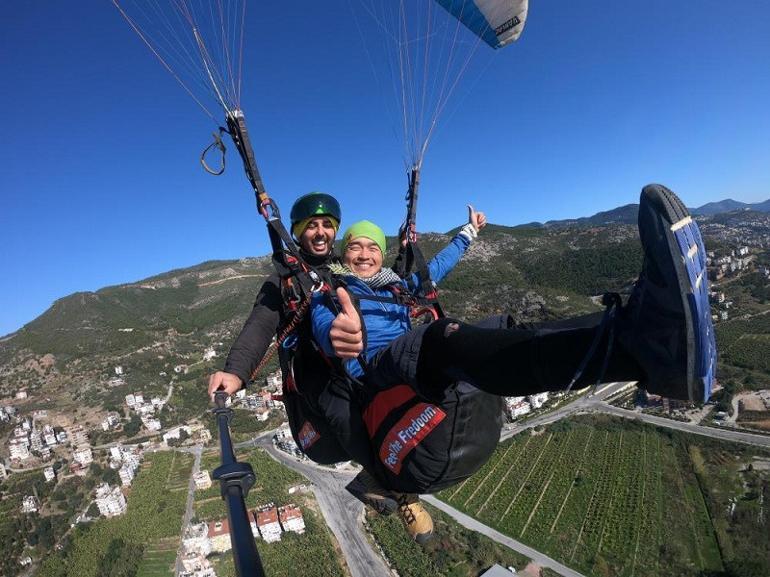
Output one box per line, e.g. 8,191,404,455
2,0,769,337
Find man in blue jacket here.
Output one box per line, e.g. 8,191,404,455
312,184,716,544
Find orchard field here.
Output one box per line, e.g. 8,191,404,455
438,416,749,577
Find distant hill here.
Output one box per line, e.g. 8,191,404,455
1,197,768,416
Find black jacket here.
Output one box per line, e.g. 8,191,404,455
223,251,334,385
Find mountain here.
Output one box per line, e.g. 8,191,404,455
2,199,769,415
690,199,753,215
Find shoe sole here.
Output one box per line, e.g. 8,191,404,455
345,478,398,515
642,184,716,402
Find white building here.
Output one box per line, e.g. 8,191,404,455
56,430,68,444
125,394,137,408
278,504,305,535
162,426,191,445
0,463,7,480
101,413,121,431
528,392,549,409
43,425,57,446
207,519,232,552
0,407,9,422
29,431,43,451
203,348,217,362
141,416,161,431
183,522,211,556
22,495,39,514
95,483,127,517
115,366,124,376
10,440,31,461
110,446,123,461
255,505,282,543
44,467,56,482
16,390,28,400
73,447,94,467
504,397,531,419
119,464,135,487
194,471,212,490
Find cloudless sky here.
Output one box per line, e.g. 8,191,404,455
2,0,770,337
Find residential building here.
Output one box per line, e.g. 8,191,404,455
95,484,127,517
141,416,161,431
163,425,191,445
10,440,31,461
528,392,549,409
278,504,305,535
73,447,93,467
182,522,211,556
119,464,135,487
22,496,38,514
44,467,56,482
0,463,7,480
43,425,57,446
207,519,232,552
194,470,212,490
255,505,282,543
101,413,121,431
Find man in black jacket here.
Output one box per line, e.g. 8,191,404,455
207,192,342,396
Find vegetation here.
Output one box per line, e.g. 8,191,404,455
366,503,530,577
438,415,770,577
37,451,193,577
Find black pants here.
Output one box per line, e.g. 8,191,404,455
366,313,645,400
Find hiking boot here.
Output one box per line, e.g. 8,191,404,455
345,470,398,515
619,184,716,403
395,493,434,545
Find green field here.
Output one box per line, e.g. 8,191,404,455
135,539,177,577
37,451,193,577
366,503,530,577
438,416,727,577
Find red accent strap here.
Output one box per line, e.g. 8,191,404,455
362,384,416,438
284,372,297,394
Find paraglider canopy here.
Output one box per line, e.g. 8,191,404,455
434,0,528,49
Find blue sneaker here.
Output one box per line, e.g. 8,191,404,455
619,184,717,403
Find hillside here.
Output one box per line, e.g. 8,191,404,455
1,208,769,425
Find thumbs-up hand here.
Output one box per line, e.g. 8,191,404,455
330,287,364,359
468,204,487,232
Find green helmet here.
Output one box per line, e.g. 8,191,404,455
290,192,342,233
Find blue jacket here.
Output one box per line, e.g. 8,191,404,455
312,233,471,377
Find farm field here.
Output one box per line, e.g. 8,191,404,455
37,451,193,577
135,539,177,577
437,415,759,577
